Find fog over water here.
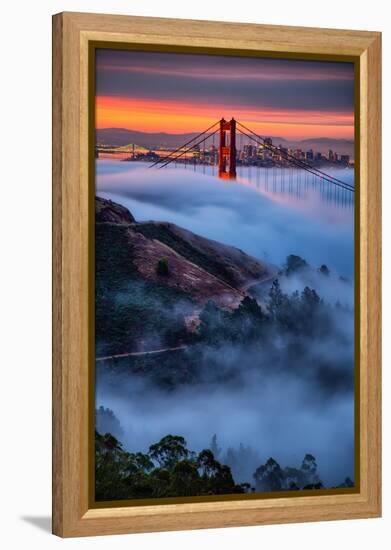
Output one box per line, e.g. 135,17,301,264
97,161,354,277
95,160,355,489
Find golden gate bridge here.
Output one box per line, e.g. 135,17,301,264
149,118,355,194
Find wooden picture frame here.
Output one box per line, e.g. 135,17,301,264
52,12,381,537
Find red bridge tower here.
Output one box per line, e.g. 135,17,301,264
218,118,237,179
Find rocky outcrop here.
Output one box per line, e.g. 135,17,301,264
96,196,135,224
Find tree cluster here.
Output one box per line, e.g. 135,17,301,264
253,454,323,492
197,295,267,346
96,432,245,501
195,277,334,350
96,427,354,500
96,406,124,441
268,279,332,336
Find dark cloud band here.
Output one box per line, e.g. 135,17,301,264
96,49,354,113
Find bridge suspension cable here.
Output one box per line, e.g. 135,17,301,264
236,121,354,192
148,121,220,168
149,118,354,193
237,127,354,193
157,128,220,169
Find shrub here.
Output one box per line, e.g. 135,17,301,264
156,257,169,276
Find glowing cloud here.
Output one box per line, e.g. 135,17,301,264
95,49,355,140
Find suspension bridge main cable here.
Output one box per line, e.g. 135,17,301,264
148,121,220,168
236,121,354,192
236,125,354,193
237,121,354,189
158,128,220,169
237,122,354,191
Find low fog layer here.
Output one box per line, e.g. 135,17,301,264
96,372,354,487
96,263,355,488
97,161,354,277
95,162,355,490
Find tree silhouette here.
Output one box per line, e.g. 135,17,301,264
156,256,169,276
210,434,221,459
95,431,244,501
149,435,189,469
284,254,308,275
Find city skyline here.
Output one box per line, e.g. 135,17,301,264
95,49,355,140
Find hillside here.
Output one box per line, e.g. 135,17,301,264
133,221,271,291
95,196,276,356
96,196,275,309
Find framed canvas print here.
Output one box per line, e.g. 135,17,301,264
52,12,381,537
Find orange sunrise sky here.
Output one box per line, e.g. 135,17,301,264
95,50,355,141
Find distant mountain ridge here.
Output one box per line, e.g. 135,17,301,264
96,128,354,156
299,137,353,145
96,128,204,148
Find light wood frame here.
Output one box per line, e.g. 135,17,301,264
52,11,382,537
